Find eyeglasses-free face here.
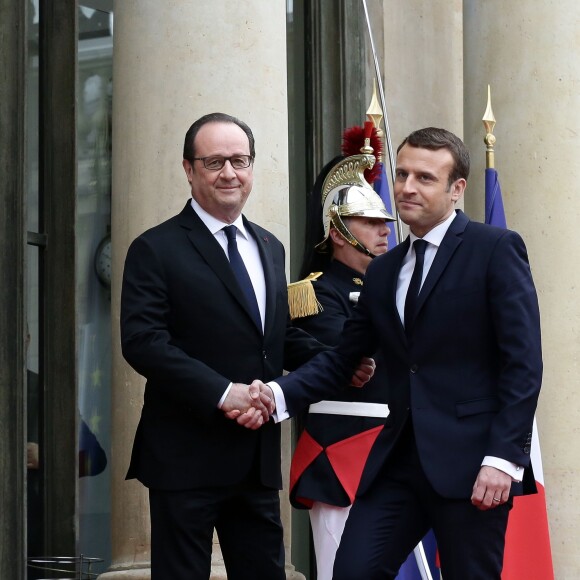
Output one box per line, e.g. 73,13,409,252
193,155,253,171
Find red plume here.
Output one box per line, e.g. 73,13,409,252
341,124,383,184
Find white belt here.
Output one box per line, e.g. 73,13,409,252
308,401,390,418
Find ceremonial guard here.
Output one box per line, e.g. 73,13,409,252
288,124,395,580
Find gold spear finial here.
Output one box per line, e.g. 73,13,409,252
366,80,384,163
482,84,496,169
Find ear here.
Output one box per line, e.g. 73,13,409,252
329,227,346,247
450,178,466,202
182,159,193,183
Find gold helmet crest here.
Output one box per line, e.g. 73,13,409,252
316,131,395,257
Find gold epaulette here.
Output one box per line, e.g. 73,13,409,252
287,272,324,320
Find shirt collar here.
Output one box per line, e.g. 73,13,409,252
409,210,457,248
190,197,248,239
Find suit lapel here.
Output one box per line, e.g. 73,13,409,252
178,203,263,333
245,218,275,337
414,210,468,317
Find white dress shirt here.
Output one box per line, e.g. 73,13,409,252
190,197,266,327
189,197,266,407
396,211,455,326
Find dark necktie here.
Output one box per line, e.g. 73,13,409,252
223,225,262,330
404,239,428,332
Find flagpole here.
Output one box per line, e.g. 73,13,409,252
361,0,404,244
366,81,398,253
482,86,554,580
482,85,506,227
482,84,496,170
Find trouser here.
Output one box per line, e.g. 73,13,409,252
149,484,285,580
309,502,352,580
333,422,511,580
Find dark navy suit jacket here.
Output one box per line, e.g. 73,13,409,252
278,210,542,499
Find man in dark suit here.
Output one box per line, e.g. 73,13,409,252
254,127,542,579
120,113,376,579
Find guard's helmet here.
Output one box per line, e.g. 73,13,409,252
316,152,395,257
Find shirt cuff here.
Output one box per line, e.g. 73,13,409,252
217,382,233,409
482,455,524,482
268,381,290,423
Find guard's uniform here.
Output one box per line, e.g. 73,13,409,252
290,261,388,509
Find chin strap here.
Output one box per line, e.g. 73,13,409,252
330,212,377,259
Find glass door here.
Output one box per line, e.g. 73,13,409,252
76,3,114,574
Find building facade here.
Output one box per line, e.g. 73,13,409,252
1,1,579,578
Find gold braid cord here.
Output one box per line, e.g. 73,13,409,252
287,272,324,320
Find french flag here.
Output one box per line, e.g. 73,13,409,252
485,167,554,580
373,162,398,251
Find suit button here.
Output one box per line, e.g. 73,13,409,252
262,350,267,359
523,446,531,454
410,364,419,374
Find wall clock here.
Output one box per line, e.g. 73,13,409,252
94,234,112,288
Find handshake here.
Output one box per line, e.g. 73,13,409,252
220,356,376,430
221,381,276,430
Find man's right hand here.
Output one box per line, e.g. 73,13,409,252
236,381,276,429
222,382,274,429
250,380,275,414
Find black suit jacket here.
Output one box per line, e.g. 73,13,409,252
278,211,542,499
121,201,325,491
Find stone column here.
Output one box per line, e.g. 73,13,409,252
463,2,580,576
379,0,465,227
379,0,463,229
101,1,302,578
381,0,464,145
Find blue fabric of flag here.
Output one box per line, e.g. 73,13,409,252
485,168,507,227
395,531,438,580
374,162,398,250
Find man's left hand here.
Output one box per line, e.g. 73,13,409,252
471,465,512,511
